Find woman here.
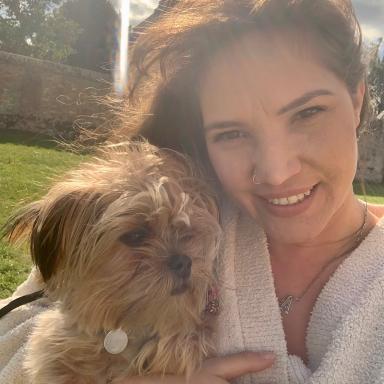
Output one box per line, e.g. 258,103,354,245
1,0,384,383
119,0,384,382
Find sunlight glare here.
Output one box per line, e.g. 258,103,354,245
114,0,130,95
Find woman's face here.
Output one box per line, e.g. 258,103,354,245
199,32,365,244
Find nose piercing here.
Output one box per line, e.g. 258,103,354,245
252,173,262,185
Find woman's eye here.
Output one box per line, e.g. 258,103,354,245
295,106,325,121
213,130,247,142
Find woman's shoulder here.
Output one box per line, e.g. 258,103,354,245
0,268,49,379
0,298,49,383
367,203,384,219
0,268,48,331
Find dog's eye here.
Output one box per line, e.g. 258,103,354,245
181,232,195,242
119,228,150,247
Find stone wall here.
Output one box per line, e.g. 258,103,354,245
1,51,383,182
0,51,112,138
357,116,384,183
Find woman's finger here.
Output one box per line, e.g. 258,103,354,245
118,352,275,384
202,351,275,381
119,375,225,384
119,376,183,384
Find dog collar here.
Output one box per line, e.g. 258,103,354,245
205,286,219,315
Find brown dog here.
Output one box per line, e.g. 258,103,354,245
6,141,220,384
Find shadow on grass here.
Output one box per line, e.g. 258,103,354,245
0,129,64,150
0,129,99,155
354,181,384,197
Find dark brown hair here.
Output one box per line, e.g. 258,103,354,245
111,0,371,171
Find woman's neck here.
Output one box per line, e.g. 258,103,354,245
268,195,373,264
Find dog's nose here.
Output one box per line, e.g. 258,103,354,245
168,254,192,279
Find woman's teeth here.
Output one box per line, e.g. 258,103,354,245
268,188,313,206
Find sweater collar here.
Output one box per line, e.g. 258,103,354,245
216,203,290,383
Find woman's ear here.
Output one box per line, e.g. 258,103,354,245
352,79,366,129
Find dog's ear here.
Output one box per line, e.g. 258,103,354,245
3,201,41,245
31,192,83,282
4,191,101,282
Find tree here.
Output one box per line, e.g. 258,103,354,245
368,38,384,115
59,0,118,71
0,0,82,62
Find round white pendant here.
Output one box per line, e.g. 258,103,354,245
104,329,128,354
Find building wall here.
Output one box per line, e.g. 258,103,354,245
356,117,384,183
0,51,111,138
0,50,383,183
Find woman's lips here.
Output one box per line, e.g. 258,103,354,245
256,184,319,218
266,185,315,205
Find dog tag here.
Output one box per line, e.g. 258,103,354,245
104,329,128,354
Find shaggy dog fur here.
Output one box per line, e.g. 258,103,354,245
5,141,221,384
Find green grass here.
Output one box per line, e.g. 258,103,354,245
0,130,85,299
0,130,383,299
354,182,384,204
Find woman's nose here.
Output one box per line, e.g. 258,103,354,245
251,135,302,186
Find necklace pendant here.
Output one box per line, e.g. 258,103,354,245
279,295,294,315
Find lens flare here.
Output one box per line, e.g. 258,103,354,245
114,0,130,95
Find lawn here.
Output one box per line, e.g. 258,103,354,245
354,182,384,204
0,130,383,299
0,130,85,299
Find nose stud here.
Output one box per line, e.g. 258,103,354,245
252,172,262,185
168,254,192,279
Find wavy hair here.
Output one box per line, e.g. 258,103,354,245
110,0,371,172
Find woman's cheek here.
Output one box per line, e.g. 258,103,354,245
208,143,244,179
208,146,251,191
320,115,358,167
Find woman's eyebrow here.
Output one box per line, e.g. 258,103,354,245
204,89,334,131
204,120,247,131
277,89,334,115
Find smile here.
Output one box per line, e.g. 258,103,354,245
267,186,316,206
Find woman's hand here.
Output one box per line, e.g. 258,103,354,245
120,351,275,384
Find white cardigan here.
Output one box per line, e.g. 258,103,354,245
1,210,384,383
0,269,47,384
215,205,384,383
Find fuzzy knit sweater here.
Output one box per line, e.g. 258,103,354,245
1,209,384,383
215,204,384,384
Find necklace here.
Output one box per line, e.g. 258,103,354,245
278,201,368,316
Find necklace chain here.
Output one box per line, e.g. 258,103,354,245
279,201,368,316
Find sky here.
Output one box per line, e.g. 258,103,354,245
110,0,158,26
110,0,384,54
352,0,384,42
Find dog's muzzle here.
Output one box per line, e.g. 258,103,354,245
168,254,192,295
167,254,192,279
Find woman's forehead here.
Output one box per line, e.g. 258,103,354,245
202,30,321,83
198,31,341,119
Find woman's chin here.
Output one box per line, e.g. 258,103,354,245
253,184,329,239
264,225,320,246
